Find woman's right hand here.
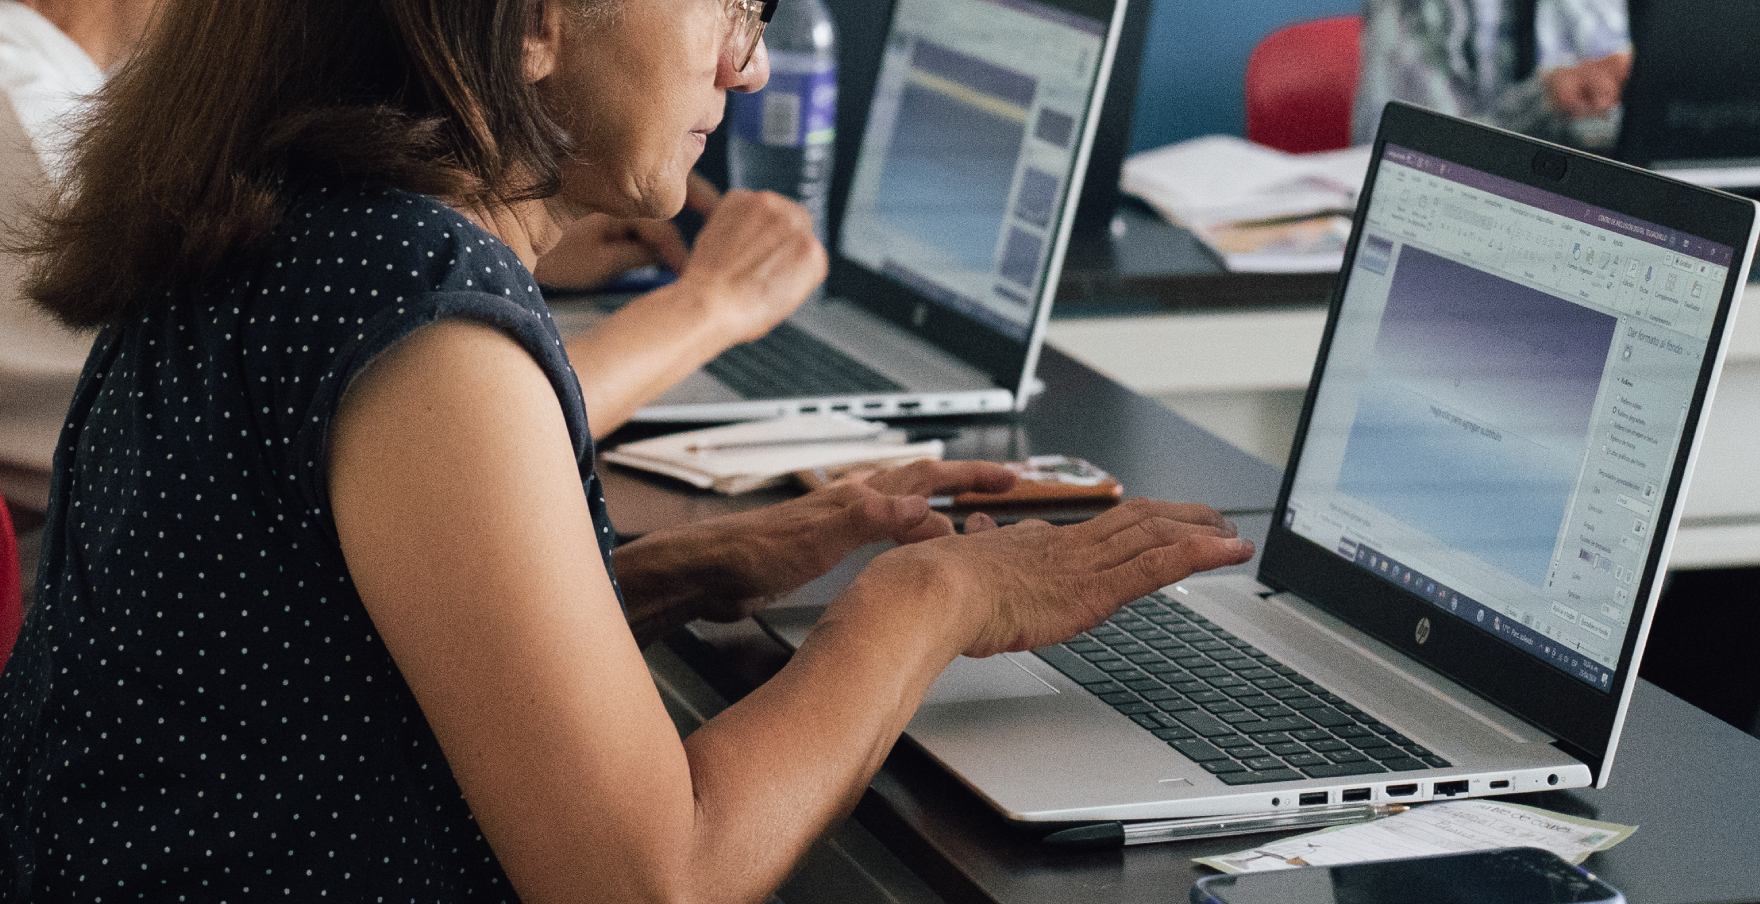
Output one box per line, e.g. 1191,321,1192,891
675,188,827,344
1543,50,1632,119
558,186,828,438
852,498,1255,659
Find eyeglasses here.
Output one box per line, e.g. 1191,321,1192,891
725,0,777,73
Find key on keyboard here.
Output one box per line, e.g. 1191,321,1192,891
1035,593,1452,785
705,321,904,398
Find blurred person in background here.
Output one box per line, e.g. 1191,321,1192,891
1354,0,1631,149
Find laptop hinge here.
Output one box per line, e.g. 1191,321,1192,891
1553,738,1604,784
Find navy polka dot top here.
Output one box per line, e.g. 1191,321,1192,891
0,180,618,901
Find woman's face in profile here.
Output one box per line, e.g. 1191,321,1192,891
543,0,768,218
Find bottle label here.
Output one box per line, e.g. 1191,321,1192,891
729,51,836,148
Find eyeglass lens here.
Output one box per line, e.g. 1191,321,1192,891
728,0,771,72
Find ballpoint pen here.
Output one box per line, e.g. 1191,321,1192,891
1041,803,1409,849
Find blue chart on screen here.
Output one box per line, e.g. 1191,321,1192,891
875,40,1035,275
1336,246,1617,586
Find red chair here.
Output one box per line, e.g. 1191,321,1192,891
0,490,20,673
1244,15,1364,154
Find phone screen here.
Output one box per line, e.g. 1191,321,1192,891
1192,848,1624,904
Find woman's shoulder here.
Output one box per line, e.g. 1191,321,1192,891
276,182,532,294
196,180,561,419
226,181,545,333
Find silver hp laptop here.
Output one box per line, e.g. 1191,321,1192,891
762,102,1757,822
631,0,1128,422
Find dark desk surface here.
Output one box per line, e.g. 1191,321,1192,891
1054,202,1336,317
852,675,1760,904
603,352,1760,904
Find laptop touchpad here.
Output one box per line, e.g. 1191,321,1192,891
922,654,1058,706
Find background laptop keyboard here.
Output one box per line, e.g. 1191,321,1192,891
1035,593,1452,785
706,321,905,398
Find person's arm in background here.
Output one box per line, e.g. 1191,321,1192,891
1481,0,1628,147
1534,0,1630,124
534,171,721,290
1540,50,1629,117
539,172,827,439
1353,0,1627,150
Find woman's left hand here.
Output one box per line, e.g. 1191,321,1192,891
532,213,691,289
533,172,720,289
612,460,1017,637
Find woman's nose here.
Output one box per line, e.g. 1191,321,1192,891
723,38,769,92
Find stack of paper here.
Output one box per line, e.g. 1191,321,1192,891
1121,135,1372,273
1195,800,1635,873
602,413,944,495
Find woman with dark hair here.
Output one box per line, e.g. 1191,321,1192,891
0,0,1253,900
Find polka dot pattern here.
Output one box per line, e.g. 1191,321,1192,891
0,181,619,900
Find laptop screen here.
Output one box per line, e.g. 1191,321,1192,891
1283,144,1735,692
836,0,1108,343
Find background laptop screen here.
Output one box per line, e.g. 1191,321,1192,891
837,0,1107,342
1284,145,1734,692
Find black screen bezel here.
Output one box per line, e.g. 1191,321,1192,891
825,0,1122,388
1260,101,1756,776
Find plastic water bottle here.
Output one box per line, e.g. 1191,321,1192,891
727,0,837,243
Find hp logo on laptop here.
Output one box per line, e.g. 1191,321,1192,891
1415,618,1432,645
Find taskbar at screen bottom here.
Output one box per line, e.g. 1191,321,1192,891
1326,535,1617,692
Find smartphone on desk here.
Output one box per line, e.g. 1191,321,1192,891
797,455,1122,527
798,455,1122,506
1192,848,1624,904
933,455,1123,508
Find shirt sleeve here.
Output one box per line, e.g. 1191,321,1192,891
1534,0,1631,71
1354,0,1475,144
281,290,586,545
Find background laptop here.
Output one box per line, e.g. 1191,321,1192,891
627,0,1128,422
1617,0,1760,196
762,102,1757,822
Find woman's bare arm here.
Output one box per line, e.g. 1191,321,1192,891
329,319,1250,904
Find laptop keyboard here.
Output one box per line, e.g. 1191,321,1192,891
705,321,905,398
1034,593,1452,785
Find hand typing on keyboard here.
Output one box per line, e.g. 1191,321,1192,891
556,185,829,437
851,497,1254,660
614,459,1017,642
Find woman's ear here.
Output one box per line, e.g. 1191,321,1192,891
525,0,564,83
